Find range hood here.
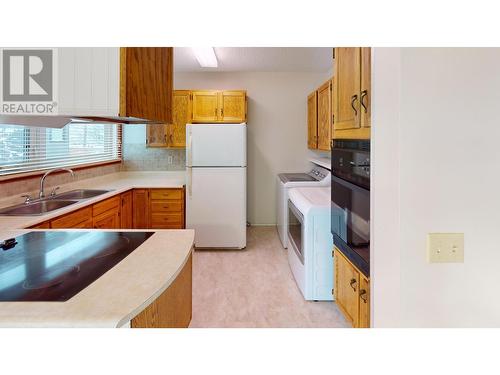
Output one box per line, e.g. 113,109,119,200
0,115,164,128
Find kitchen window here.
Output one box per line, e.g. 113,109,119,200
0,123,121,177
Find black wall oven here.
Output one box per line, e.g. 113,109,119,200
331,139,370,276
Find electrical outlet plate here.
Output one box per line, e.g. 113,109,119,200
427,233,464,263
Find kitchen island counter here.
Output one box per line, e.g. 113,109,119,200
0,229,194,328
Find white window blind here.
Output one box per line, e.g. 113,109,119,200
0,123,121,176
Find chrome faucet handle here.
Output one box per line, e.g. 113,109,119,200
50,187,60,198
21,195,32,204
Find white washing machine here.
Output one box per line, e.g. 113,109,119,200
287,187,334,301
276,166,330,248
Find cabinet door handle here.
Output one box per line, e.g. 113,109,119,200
221,108,224,117
360,289,368,303
214,108,217,117
360,90,368,113
349,278,357,291
350,95,358,116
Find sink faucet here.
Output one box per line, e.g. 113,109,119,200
39,168,75,199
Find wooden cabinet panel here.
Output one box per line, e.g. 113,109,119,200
133,189,150,229
146,124,169,147
120,47,173,123
358,275,370,328
317,80,332,151
93,196,120,217
150,189,183,201
169,90,192,147
334,47,361,132
93,208,120,229
120,191,133,229
131,253,192,328
192,90,219,122
360,47,371,129
219,91,246,123
50,207,92,228
335,249,360,326
307,91,318,149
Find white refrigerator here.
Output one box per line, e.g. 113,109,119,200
186,123,247,249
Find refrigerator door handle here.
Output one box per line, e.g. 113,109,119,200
187,167,192,197
187,130,193,167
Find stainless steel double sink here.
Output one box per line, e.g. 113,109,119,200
0,189,112,216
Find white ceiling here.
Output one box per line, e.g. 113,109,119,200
174,47,332,73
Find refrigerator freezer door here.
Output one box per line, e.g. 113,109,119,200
186,167,246,249
186,123,246,167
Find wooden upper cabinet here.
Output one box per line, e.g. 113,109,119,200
170,90,192,147
334,47,361,132
146,124,169,147
317,80,332,151
219,91,246,123
333,47,371,139
191,90,246,123
191,90,219,123
307,91,318,149
120,47,173,123
360,47,371,129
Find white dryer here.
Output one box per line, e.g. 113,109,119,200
276,166,330,248
287,187,334,301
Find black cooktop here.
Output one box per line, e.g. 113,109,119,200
0,231,154,302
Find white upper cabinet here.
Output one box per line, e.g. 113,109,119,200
57,47,119,117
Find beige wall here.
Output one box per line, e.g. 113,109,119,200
175,71,330,225
372,48,500,327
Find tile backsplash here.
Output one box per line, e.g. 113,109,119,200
121,144,185,171
121,124,185,171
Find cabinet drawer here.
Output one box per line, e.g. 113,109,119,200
51,206,92,228
93,196,120,217
150,189,183,201
72,218,93,229
150,201,183,213
28,221,50,229
151,213,183,227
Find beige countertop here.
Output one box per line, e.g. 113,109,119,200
0,171,186,229
0,228,194,327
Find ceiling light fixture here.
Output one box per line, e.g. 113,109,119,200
192,47,218,68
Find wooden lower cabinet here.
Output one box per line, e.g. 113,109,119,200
25,188,185,230
149,188,185,229
334,247,370,328
358,274,370,328
93,209,120,229
132,189,150,229
120,191,133,229
131,253,192,328
50,207,93,228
